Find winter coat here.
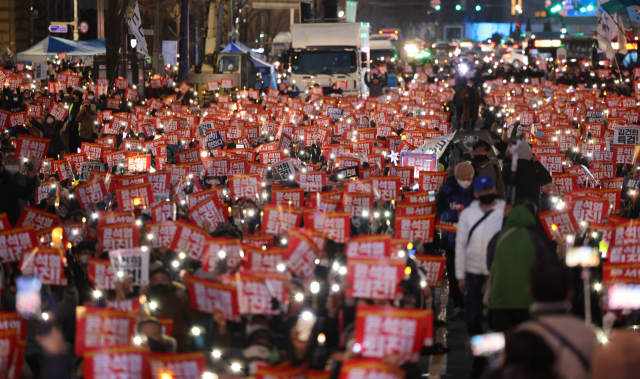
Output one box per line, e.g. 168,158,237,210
518,302,597,379
474,159,506,199
31,118,65,157
76,103,97,139
461,86,480,122
0,170,37,226
435,175,475,250
365,72,388,97
502,158,552,205
455,199,506,280
486,204,553,309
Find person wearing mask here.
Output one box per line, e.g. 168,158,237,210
87,91,96,103
76,97,97,144
486,201,553,332
455,175,506,378
71,240,100,304
28,113,65,158
516,261,597,379
461,80,480,131
435,162,475,320
145,262,204,352
472,140,505,199
364,71,388,97
63,90,83,153
0,155,38,226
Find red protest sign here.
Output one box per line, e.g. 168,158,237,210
602,262,640,285
229,174,259,199
283,229,322,278
87,258,116,290
539,209,580,241
49,100,67,121
394,214,435,242
229,271,289,315
308,212,350,243
97,222,139,251
146,352,208,379
354,305,432,362
75,179,107,209
295,172,327,193
17,205,59,232
146,221,180,250
126,154,151,173
413,254,447,286
345,234,392,258
151,202,175,222
346,256,405,300
186,275,240,321
372,176,401,202
20,247,67,286
262,204,302,235
80,143,103,162
187,194,229,235
83,346,149,379
571,196,608,224
170,220,208,259
613,144,640,165
74,307,136,355
201,237,243,273
419,171,447,193
15,134,50,164
271,187,304,207
338,360,404,379
116,182,155,211
64,152,88,172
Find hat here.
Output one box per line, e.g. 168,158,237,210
76,240,96,251
473,175,495,192
149,261,172,280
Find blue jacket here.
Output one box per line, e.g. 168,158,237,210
435,175,474,248
387,74,398,88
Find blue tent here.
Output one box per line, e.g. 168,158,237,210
221,43,276,89
16,36,106,64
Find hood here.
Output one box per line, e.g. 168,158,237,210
503,204,536,229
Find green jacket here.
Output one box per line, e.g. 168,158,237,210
486,205,552,310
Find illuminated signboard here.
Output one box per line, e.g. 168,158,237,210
534,39,563,48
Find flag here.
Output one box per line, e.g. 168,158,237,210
127,3,149,56
603,0,640,15
597,3,616,59
618,14,628,54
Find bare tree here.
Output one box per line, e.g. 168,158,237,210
105,0,129,83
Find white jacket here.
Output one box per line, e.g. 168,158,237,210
455,199,505,280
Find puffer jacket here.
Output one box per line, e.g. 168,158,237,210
455,199,505,280
75,103,97,139
436,175,475,250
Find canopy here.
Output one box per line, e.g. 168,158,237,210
16,36,106,64
221,42,276,89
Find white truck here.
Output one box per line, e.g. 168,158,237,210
290,23,370,97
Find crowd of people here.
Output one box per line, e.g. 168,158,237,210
0,45,637,379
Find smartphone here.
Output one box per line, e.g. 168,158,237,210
16,276,42,319
470,332,505,357
608,284,640,310
566,246,600,267
296,311,317,342
464,135,478,144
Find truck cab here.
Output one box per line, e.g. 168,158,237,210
188,52,257,103
289,23,370,98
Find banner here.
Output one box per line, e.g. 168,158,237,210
17,205,58,232
230,271,288,315
147,352,208,379
413,254,447,286
283,229,321,278
262,205,302,235
0,226,38,262
97,222,139,251
201,237,242,273
394,214,436,242
602,262,640,285
345,234,391,258
127,3,148,56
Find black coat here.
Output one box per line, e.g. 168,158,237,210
502,158,552,205
0,169,37,226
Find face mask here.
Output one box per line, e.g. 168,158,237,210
174,88,180,93
467,83,473,87
457,179,472,189
234,217,242,228
78,254,89,265
47,118,54,123
150,284,171,298
4,165,19,174
88,96,94,100
12,97,17,101
473,154,488,163
479,193,496,205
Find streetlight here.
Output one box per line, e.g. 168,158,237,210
455,4,462,10
476,5,481,11
338,10,344,18
435,5,441,10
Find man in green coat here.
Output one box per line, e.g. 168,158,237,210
486,203,554,332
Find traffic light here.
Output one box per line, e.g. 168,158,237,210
456,4,462,10
476,5,481,11
435,5,441,10
561,27,567,34
550,3,562,13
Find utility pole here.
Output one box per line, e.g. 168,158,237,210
73,0,79,40
97,0,105,39
228,0,234,43
178,0,190,82
153,0,161,73
29,0,34,46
